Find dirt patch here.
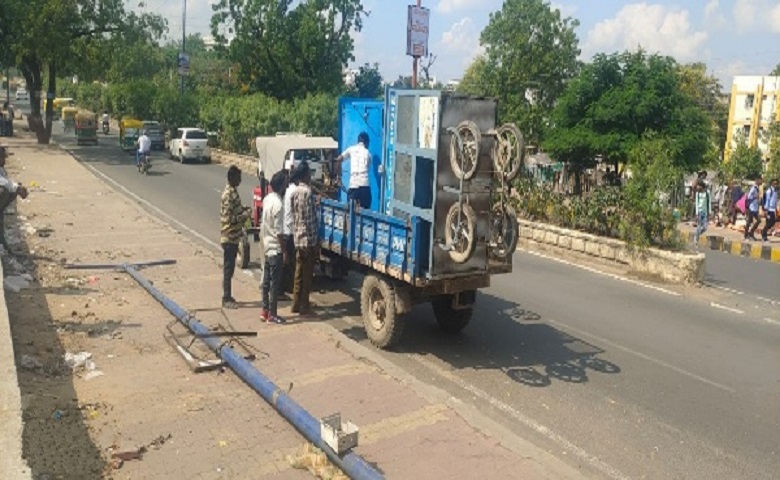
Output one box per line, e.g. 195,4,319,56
5,228,107,478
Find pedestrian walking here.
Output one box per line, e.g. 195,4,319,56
744,177,763,241
712,181,726,227
290,162,318,316
728,180,744,226
693,180,710,247
220,166,250,309
761,178,778,243
261,171,288,324
0,146,29,251
337,132,372,209
282,166,300,294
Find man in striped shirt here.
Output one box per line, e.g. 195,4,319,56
220,166,250,309
290,162,319,316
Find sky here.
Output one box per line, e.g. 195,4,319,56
141,0,780,87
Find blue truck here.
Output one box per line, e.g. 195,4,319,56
313,88,524,348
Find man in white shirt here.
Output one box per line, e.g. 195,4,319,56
136,130,151,167
261,171,289,323
336,132,372,209
281,167,300,293
0,146,29,250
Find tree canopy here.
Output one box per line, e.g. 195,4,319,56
350,63,383,98
545,51,711,174
458,0,581,144
210,0,366,100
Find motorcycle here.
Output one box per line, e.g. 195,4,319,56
137,152,151,175
102,121,109,135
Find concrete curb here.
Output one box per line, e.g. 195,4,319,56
679,230,780,263
0,255,33,479
518,219,706,284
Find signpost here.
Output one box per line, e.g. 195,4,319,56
406,2,430,88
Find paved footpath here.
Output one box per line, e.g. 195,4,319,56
678,220,780,263
1,134,584,479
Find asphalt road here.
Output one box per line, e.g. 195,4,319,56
42,123,780,479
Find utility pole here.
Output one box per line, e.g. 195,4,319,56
411,0,421,89
180,0,187,95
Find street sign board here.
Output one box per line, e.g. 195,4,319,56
406,5,430,58
178,53,190,76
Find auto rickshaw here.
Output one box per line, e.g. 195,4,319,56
75,111,98,145
62,106,78,133
119,119,144,151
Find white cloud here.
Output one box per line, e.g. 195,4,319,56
583,4,708,62
771,4,780,33
732,0,780,32
439,17,483,66
704,0,726,27
733,0,757,31
704,0,719,18
437,0,483,14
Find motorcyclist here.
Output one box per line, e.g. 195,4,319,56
101,111,109,133
136,129,151,168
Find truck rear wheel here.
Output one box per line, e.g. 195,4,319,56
432,293,474,334
361,275,404,349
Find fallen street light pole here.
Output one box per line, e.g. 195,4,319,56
117,263,384,480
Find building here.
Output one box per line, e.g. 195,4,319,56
724,75,780,162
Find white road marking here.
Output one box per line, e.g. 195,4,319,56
413,356,630,480
763,318,780,327
545,319,736,394
707,284,745,296
755,296,780,307
709,302,745,315
706,284,780,307
69,149,222,252
520,249,682,297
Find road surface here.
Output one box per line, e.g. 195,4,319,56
28,123,780,479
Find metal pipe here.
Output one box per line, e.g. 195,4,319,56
122,265,383,480
65,259,177,271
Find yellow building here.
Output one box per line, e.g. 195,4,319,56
724,75,780,163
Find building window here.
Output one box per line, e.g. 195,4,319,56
745,94,755,109
742,125,751,137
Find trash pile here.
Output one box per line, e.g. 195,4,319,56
287,443,349,480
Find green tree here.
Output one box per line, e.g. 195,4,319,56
763,121,780,181
545,51,711,176
2,0,165,142
723,133,764,181
391,76,413,89
771,63,780,76
457,55,491,96
677,62,729,165
210,0,366,100
350,63,383,98
476,0,581,144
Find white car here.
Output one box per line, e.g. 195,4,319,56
15,88,28,101
169,128,211,164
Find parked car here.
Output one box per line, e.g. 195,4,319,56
142,121,165,150
15,88,28,101
169,128,210,164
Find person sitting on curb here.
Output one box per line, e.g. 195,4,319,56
261,171,288,324
0,146,29,251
